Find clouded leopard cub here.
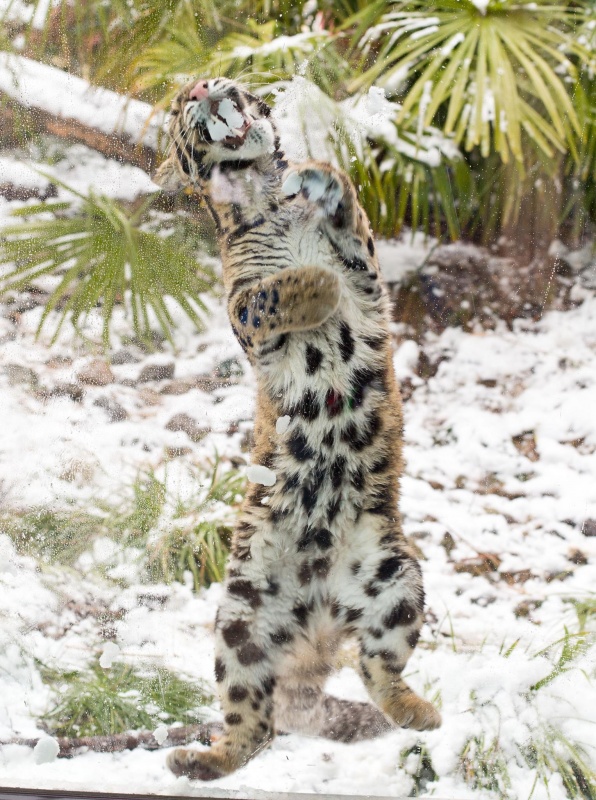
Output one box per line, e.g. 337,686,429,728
155,77,441,781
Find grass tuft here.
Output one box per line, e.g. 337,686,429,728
40,661,213,737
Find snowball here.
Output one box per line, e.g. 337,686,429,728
246,464,277,487
217,98,244,130
99,641,120,669
301,172,326,201
34,735,60,764
207,116,231,142
366,86,386,115
153,725,168,745
281,172,303,195
275,415,291,434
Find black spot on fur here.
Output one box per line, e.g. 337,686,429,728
368,627,383,639
237,642,266,665
225,713,243,725
351,561,361,575
292,603,310,626
383,662,404,675
384,600,418,628
298,561,313,585
360,662,372,681
294,389,320,421
367,236,375,255
371,455,390,473
351,466,365,491
365,582,380,598
339,322,354,362
350,367,384,408
327,495,341,524
341,410,381,451
363,335,385,350
346,607,363,622
262,676,276,695
214,657,226,682
227,580,262,608
407,629,421,649
229,685,249,703
330,456,346,490
312,557,330,578
302,485,318,513
270,628,294,645
322,429,335,447
282,472,300,492
376,556,402,581
265,578,280,595
315,528,332,549
305,345,323,375
222,620,250,648
288,429,314,461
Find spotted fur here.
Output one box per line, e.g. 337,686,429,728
154,77,441,781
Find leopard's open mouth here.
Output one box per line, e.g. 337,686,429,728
187,95,252,148
211,98,252,148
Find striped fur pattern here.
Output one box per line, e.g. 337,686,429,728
154,77,441,781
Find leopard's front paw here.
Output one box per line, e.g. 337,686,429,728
282,167,344,218
167,747,226,781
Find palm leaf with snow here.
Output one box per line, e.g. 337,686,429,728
0,180,213,347
349,0,588,166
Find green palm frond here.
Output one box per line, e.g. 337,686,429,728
135,17,349,99
349,0,588,165
0,180,214,347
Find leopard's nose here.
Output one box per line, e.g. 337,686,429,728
189,80,209,101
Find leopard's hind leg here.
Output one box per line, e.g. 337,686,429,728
356,559,441,732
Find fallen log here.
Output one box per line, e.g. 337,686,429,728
1,722,223,758
0,52,163,172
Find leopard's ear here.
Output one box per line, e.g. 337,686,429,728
152,155,187,192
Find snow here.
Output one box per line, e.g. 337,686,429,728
246,464,277,487
99,641,121,669
281,172,303,196
275,415,291,435
0,63,595,799
153,726,168,746
216,99,242,130
0,53,163,150
33,736,60,765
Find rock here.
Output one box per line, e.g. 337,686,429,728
77,359,114,386
568,548,588,565
165,413,208,443
94,396,128,422
45,355,72,369
138,388,162,406
165,446,193,459
512,431,539,462
160,380,193,395
216,358,243,379
453,552,501,577
138,362,175,383
111,349,141,365
582,519,596,537
49,383,84,402
5,363,38,387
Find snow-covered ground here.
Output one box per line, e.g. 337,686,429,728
0,57,595,800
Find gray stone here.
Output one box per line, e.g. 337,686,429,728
138,362,175,383
165,413,208,443
94,396,128,422
77,359,114,386
5,363,38,387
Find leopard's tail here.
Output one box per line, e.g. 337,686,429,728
273,629,393,743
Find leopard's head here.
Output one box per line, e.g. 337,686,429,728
154,78,277,192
